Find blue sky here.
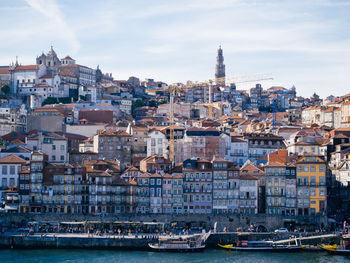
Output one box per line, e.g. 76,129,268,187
1,0,350,98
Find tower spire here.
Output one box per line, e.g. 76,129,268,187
215,46,225,86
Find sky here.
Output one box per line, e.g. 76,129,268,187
1,0,350,98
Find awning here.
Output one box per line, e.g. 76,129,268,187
60,222,86,225
5,205,18,211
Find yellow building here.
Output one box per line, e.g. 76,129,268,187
296,154,326,215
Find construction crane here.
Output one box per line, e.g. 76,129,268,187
216,76,273,86
145,84,183,165
196,76,274,119
145,76,274,162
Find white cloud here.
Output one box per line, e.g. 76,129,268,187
24,0,80,53
1,0,349,98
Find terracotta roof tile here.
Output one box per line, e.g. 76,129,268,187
0,154,26,164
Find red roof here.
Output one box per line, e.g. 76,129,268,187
0,67,9,74
14,65,37,71
0,154,26,164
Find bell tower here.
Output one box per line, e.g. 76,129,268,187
215,45,225,86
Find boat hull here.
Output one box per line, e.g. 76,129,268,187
148,244,205,252
219,245,303,252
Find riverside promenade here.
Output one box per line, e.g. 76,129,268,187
0,213,328,232
0,232,339,250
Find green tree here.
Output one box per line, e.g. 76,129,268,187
1,85,10,94
42,97,58,106
148,100,157,108
133,99,145,108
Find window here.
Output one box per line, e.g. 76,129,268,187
52,155,56,161
1,178,7,188
320,189,325,196
297,166,302,172
60,155,64,161
319,176,325,186
60,145,65,151
43,138,53,144
10,166,15,175
2,165,7,175
319,165,325,172
304,165,309,172
52,145,56,150
310,176,316,186
310,165,316,172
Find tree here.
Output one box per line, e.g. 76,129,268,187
42,97,58,106
133,99,145,108
148,100,157,108
1,85,10,95
131,99,145,118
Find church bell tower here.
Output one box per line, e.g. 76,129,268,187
215,45,225,86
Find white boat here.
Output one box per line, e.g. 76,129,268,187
148,232,210,252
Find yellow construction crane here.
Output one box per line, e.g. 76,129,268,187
144,76,274,162
187,76,274,119
216,74,273,86
145,84,183,165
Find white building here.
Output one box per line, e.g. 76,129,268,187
227,134,248,166
335,156,350,187
239,174,258,214
115,98,132,115
25,132,68,164
78,85,98,103
147,129,167,157
0,154,26,197
10,65,37,94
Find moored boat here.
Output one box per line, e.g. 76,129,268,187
218,238,303,252
321,235,350,255
148,240,205,252
148,232,210,252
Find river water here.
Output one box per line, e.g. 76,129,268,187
2,249,350,263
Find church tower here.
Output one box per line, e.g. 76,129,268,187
215,45,225,86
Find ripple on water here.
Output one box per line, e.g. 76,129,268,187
1,249,350,263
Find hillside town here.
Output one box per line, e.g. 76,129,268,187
0,46,349,229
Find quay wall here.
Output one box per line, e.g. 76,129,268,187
0,213,327,232
0,233,339,250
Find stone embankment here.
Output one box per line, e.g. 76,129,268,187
0,232,339,250
0,213,327,232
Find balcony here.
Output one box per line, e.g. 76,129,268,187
248,154,262,158
96,191,111,195
29,200,42,205
230,153,244,157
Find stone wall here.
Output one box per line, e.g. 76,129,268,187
0,213,327,232
0,232,339,249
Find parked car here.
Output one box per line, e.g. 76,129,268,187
274,228,288,233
